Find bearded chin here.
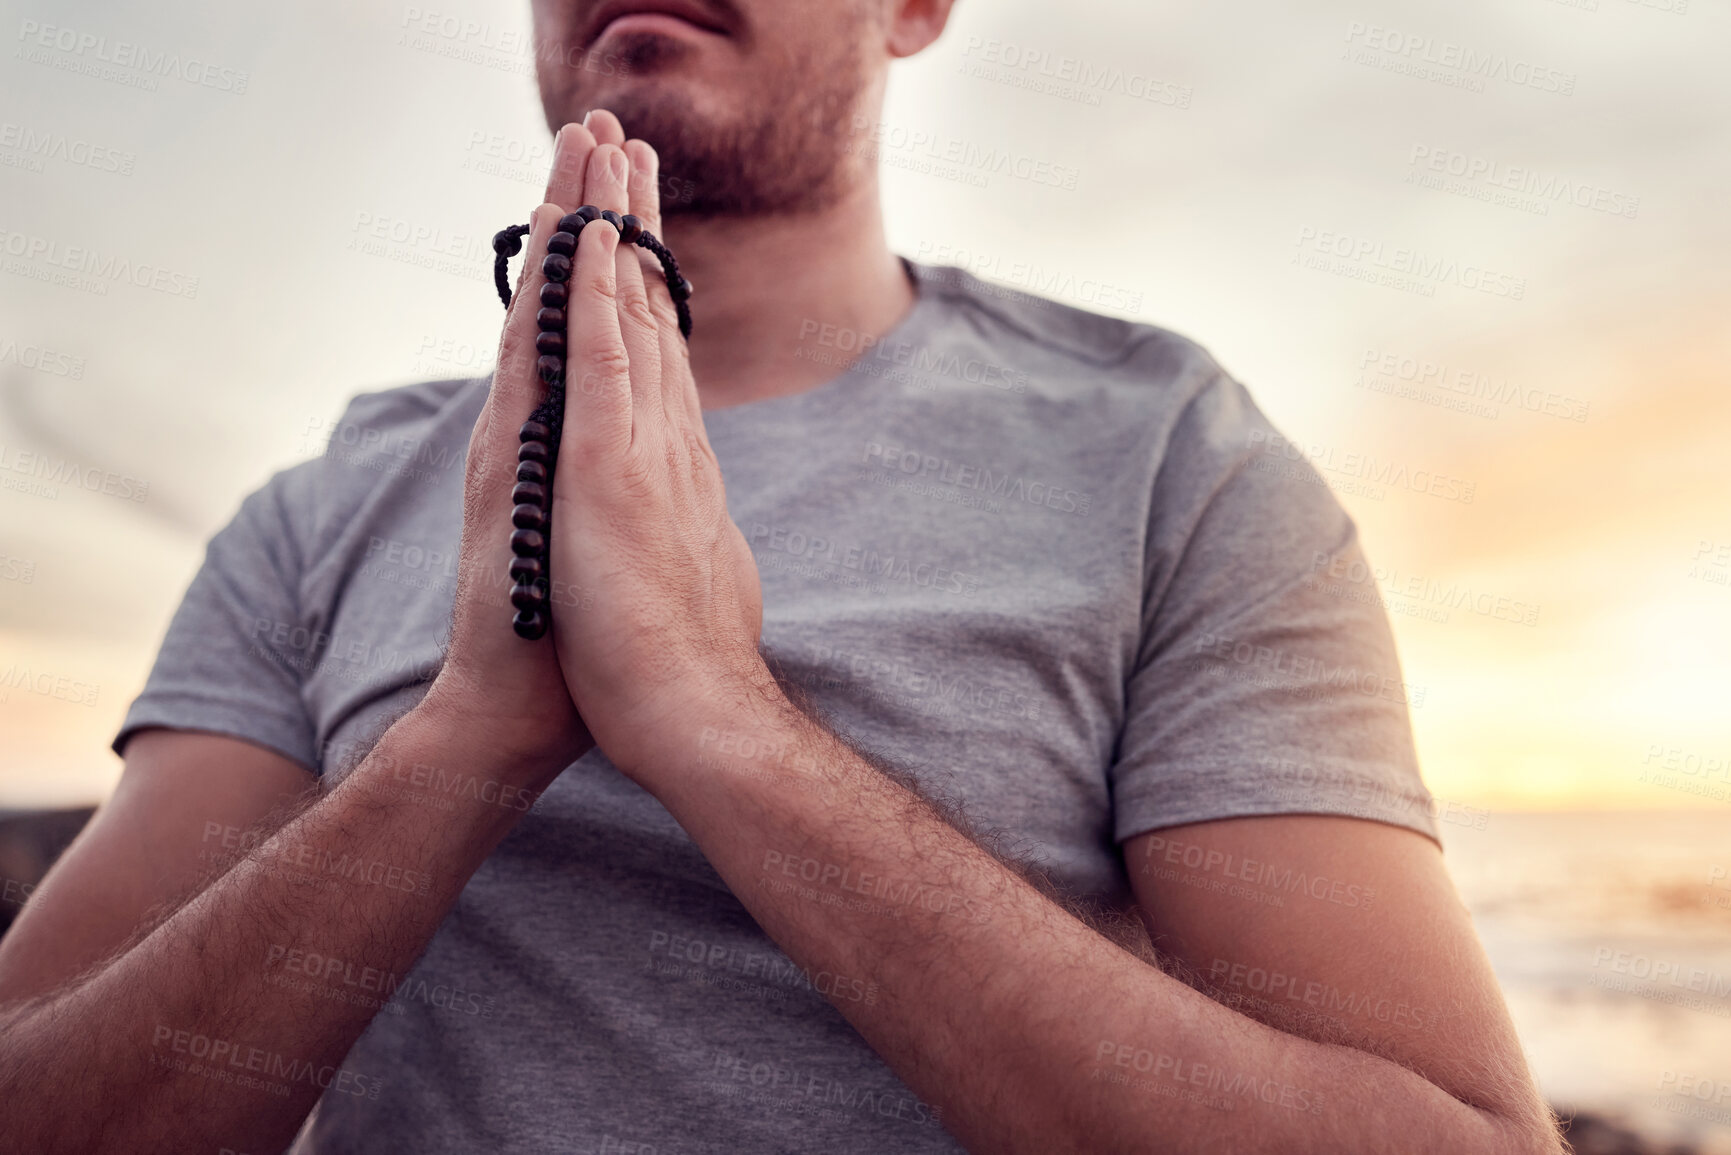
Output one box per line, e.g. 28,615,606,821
600,40,865,221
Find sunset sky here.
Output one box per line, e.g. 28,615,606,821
2,0,1726,811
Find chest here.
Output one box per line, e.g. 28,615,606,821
302,416,1151,900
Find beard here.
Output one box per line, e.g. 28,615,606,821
596,20,876,220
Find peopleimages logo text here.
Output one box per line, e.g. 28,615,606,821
16,20,250,93
1293,227,1525,300
1343,22,1576,96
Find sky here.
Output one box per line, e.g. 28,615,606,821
1,0,1727,809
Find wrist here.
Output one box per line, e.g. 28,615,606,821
388,687,589,797
610,654,803,789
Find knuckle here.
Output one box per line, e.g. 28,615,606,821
496,325,542,390
496,345,535,390
583,266,618,300
561,421,624,471
498,318,524,360
585,343,632,386
616,454,659,498
621,289,658,331
557,434,597,472
572,368,611,396
646,290,679,329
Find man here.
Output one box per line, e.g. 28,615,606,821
0,0,1563,1151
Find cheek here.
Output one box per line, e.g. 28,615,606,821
532,13,595,100
530,0,573,40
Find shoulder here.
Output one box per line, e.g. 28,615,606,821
908,262,1276,461
908,261,1233,400
324,375,486,452
307,375,487,481
260,375,485,559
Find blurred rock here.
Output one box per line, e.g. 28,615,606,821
0,807,95,934
1557,1109,1699,1155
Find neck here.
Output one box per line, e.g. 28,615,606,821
662,177,915,410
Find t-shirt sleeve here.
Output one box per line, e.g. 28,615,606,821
1109,369,1440,845
112,458,328,772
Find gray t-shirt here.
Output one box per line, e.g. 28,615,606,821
116,261,1436,1153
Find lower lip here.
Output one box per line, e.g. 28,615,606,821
595,12,718,43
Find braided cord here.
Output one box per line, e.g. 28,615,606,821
493,220,692,337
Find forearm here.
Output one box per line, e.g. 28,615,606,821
0,701,556,1155
642,682,1555,1155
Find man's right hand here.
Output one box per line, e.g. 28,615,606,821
419,112,645,783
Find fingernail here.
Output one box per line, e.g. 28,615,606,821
582,110,594,128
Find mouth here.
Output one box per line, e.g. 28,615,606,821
582,0,733,52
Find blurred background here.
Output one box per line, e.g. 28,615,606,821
1,0,1727,1148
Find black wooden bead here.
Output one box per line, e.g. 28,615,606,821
536,307,564,332
536,355,563,385
512,480,547,506
512,502,547,530
540,281,567,309
535,331,565,356
542,253,571,282
671,276,693,301
516,459,547,485
558,212,588,235
510,584,548,612
519,421,551,443
512,609,547,639
509,555,543,582
492,230,522,256
546,231,577,257
600,209,623,232
510,528,546,556
619,214,643,244
574,204,601,225
518,439,549,464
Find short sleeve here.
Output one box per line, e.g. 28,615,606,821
1109,372,1440,845
113,459,327,772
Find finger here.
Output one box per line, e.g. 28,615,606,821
584,107,626,147
573,143,658,426
461,204,560,619
544,121,599,212
623,138,678,327
657,274,701,432
584,141,631,218
669,318,704,433
486,204,561,480
563,218,633,458
623,139,698,427
612,213,664,428
623,138,662,236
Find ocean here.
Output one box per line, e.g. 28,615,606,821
1441,810,1731,1151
